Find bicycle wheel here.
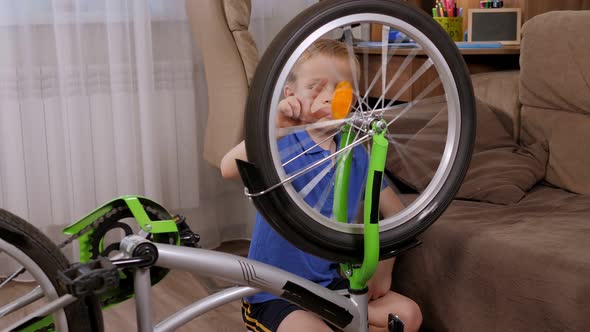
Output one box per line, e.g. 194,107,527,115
0,209,102,331
244,0,475,263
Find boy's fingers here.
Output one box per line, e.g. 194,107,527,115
310,79,328,99
287,98,301,119
282,106,293,118
301,79,327,119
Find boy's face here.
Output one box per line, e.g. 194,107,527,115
284,54,356,120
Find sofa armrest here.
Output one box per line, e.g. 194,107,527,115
186,0,256,168
471,70,521,142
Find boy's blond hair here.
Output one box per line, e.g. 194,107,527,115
287,38,360,83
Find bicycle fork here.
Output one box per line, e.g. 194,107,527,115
333,121,405,332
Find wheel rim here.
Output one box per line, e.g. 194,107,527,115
0,238,69,331
265,13,463,233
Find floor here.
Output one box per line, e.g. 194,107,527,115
103,271,245,331
1,240,251,331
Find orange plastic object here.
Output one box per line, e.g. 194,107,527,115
331,81,353,119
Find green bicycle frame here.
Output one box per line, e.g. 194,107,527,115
333,121,389,291
63,195,179,262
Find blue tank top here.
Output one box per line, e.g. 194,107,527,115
246,130,369,303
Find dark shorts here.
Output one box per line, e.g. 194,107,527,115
241,278,349,332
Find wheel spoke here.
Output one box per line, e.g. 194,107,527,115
0,286,44,318
286,129,368,178
277,118,349,137
247,134,371,197
4,294,77,332
298,161,333,199
390,138,443,162
374,95,446,118
389,137,435,187
0,229,72,331
0,266,26,289
357,26,408,113
314,164,339,214
362,42,369,94
386,77,442,127
282,130,340,167
387,58,434,108
387,132,447,143
323,43,374,114
380,25,390,112
370,48,420,113
343,26,365,114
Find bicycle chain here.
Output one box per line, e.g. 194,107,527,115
55,204,168,250
59,205,171,303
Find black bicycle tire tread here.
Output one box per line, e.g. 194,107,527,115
0,209,102,332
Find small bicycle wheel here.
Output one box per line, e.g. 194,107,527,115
244,0,475,263
0,209,102,331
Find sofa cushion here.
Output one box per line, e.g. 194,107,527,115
471,71,521,141
223,0,251,31
388,100,548,204
457,141,547,204
393,185,590,332
519,11,590,115
521,106,590,194
186,0,258,166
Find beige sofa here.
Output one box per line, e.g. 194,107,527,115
392,11,590,332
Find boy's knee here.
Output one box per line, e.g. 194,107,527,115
398,300,422,332
277,310,332,332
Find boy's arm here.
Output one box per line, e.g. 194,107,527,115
368,257,395,300
220,140,246,179
220,80,327,180
379,185,405,219
367,186,404,300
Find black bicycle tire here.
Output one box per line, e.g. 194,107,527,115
0,209,103,332
244,0,475,263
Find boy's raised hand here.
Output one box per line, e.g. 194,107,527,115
277,79,327,128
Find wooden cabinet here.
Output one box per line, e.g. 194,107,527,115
405,0,438,12
356,46,520,101
456,0,590,31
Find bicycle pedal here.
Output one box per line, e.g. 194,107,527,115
174,214,201,248
58,256,119,297
388,313,405,332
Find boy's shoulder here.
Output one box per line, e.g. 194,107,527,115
278,130,315,152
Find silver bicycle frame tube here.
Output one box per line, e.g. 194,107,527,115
155,286,258,332
135,267,154,332
1,244,368,332
152,243,366,332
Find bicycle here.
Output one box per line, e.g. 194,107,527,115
0,1,475,331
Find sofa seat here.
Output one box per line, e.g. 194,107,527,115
393,185,590,332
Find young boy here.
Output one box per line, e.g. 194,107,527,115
221,39,422,332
